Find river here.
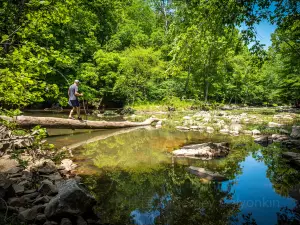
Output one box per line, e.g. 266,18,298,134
26,111,300,225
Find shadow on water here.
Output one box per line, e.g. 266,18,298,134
63,128,300,225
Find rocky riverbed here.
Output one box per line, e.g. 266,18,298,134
0,159,100,225
0,124,100,225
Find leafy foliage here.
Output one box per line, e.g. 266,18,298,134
0,0,299,108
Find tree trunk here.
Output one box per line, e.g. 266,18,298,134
0,116,159,129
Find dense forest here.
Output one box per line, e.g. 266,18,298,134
0,0,299,109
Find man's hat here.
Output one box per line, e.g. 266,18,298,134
74,80,80,83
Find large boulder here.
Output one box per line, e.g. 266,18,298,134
291,126,300,139
172,142,229,159
45,179,96,219
188,166,228,181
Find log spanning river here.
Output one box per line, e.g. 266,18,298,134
27,110,300,225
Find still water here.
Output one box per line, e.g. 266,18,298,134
48,127,300,225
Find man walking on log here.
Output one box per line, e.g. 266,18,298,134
68,80,84,120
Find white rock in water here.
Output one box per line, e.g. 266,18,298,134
176,126,190,131
172,142,229,159
190,126,199,130
206,127,214,133
220,129,229,134
252,129,261,135
242,130,252,135
268,122,283,128
229,130,239,136
230,124,242,132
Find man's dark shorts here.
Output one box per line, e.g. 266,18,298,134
69,100,80,107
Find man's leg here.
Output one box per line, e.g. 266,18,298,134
69,107,75,118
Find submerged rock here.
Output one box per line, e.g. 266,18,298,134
45,179,96,219
188,166,228,181
172,142,229,159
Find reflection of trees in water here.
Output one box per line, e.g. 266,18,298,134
252,143,300,196
251,143,300,224
83,166,240,225
277,201,300,225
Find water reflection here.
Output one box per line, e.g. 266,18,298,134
71,128,300,224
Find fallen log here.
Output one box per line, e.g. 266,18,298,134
0,116,159,129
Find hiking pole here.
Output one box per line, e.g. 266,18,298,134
82,98,88,121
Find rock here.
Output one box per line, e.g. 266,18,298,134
18,206,38,222
188,166,228,181
252,129,261,135
190,126,199,130
7,166,22,174
60,159,77,172
8,197,25,207
254,136,272,147
45,179,96,219
60,218,72,225
271,134,289,142
291,126,300,139
33,196,51,205
217,111,227,116
38,161,57,174
268,122,283,128
183,116,191,120
24,189,36,194
22,192,39,201
0,125,11,139
176,126,190,131
242,130,252,135
12,184,24,195
42,172,63,181
36,214,47,223
38,180,58,196
44,221,58,225
230,123,242,132
172,142,229,159
77,216,88,225
279,128,289,134
14,138,33,149
220,105,232,110
0,142,11,152
206,127,214,133
220,129,229,134
229,130,239,136
18,180,29,187
282,152,300,167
